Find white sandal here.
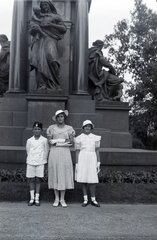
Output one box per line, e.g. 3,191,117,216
60,200,67,208
53,199,59,207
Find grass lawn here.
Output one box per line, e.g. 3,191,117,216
0,182,157,204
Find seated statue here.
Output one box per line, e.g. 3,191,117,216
0,34,10,96
88,40,124,102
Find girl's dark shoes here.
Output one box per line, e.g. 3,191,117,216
28,199,34,206
35,199,40,206
82,200,88,207
91,200,100,207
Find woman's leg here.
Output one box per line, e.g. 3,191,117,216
54,189,59,200
53,189,59,207
60,190,65,201
60,190,67,207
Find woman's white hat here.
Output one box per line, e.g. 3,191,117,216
52,110,68,121
82,120,94,129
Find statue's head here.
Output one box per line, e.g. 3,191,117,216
0,34,8,44
40,0,57,14
93,40,104,49
33,5,41,14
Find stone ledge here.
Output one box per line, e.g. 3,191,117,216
96,101,131,110
25,94,68,101
0,146,157,171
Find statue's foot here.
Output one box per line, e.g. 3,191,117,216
99,99,111,103
39,85,47,90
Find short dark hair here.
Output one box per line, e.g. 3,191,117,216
83,124,93,130
33,121,43,129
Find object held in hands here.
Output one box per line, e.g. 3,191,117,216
56,142,72,147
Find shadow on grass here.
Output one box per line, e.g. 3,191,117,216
0,182,157,204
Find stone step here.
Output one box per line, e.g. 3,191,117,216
0,146,157,172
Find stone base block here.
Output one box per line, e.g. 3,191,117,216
111,132,132,148
25,94,68,128
0,127,25,146
67,113,104,128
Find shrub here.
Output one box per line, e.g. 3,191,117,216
98,170,157,184
1,169,157,184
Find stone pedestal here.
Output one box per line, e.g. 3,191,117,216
0,0,144,171
22,94,68,145
66,95,132,148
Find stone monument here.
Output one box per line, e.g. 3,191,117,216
2,0,153,172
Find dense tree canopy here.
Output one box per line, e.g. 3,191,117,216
103,0,157,148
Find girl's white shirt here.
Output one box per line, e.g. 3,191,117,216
74,133,101,151
26,135,49,165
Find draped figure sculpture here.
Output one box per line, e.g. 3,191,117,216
88,40,124,102
0,34,10,96
29,0,67,91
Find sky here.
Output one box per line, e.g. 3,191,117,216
0,0,157,44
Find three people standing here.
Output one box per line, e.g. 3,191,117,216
26,111,101,207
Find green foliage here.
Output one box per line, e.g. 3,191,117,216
103,0,157,148
1,169,157,184
98,170,157,184
0,169,27,182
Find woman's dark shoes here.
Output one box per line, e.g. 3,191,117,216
91,200,100,207
82,200,88,207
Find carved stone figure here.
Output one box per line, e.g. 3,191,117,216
88,40,124,102
29,0,67,91
0,34,10,96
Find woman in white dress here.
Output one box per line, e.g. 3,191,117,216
75,120,101,207
47,110,75,207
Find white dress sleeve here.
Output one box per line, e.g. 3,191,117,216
74,135,82,150
94,135,101,148
46,125,53,138
67,126,75,137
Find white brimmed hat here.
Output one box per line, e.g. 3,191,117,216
82,120,94,129
52,110,68,121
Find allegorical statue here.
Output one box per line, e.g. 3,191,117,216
29,0,67,91
88,40,124,102
0,34,10,96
